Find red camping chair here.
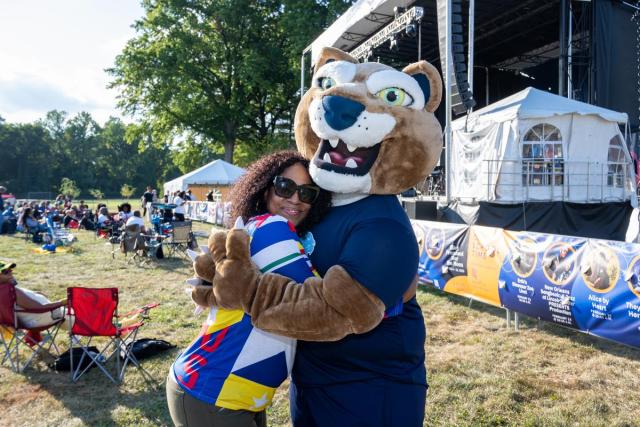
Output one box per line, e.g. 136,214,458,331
0,285,64,372
66,287,159,385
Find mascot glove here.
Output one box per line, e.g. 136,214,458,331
189,229,229,308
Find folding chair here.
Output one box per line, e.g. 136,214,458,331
119,224,148,265
0,285,64,372
165,221,195,258
50,226,76,247
66,287,159,385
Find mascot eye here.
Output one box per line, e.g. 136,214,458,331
375,87,413,106
318,77,336,90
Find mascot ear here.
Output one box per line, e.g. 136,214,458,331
402,61,442,113
313,47,358,73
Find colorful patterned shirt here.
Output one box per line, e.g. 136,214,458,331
172,214,317,410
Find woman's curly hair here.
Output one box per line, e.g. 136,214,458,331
229,150,332,235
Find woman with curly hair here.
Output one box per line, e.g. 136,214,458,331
229,150,331,235
168,151,331,427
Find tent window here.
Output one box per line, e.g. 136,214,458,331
521,123,564,187
607,135,626,188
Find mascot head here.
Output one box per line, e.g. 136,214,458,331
295,47,443,195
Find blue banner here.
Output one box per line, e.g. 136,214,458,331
413,220,640,348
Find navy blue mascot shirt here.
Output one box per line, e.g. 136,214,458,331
292,195,427,387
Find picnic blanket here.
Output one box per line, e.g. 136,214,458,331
32,246,73,254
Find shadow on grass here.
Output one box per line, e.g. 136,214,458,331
151,256,192,272
21,353,177,426
67,247,83,256
418,284,640,361
99,248,192,272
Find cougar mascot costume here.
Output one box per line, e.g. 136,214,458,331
192,47,443,426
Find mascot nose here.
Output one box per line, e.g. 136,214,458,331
322,96,365,131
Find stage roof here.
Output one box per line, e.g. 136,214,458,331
310,0,566,70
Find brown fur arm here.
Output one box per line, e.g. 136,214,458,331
211,229,386,341
249,266,385,341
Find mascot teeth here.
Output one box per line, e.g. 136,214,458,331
315,138,382,177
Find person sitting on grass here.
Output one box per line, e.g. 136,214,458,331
17,208,47,233
97,206,111,226
63,209,79,228
78,211,96,231
94,203,106,220
117,203,133,222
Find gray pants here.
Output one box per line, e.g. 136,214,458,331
166,374,267,427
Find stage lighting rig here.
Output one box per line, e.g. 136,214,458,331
350,6,424,61
394,6,407,18
389,34,400,52
405,23,418,38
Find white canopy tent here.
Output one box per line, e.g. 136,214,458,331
450,87,635,207
163,159,245,195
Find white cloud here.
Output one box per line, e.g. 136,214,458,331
0,0,143,125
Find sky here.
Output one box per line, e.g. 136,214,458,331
0,1,145,125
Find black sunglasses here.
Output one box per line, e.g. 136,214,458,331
272,176,320,204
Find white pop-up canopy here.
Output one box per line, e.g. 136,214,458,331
450,87,635,206
164,159,245,194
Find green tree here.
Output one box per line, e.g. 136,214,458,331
0,121,54,196
88,189,104,199
108,0,344,164
171,134,222,173
59,177,81,199
120,184,136,199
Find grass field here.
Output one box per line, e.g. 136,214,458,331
2,224,640,426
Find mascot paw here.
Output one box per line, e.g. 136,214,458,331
187,245,218,308
191,248,216,283
190,276,218,308
211,228,259,310
208,230,228,262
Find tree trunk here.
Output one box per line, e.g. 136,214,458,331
223,140,234,164
223,120,236,164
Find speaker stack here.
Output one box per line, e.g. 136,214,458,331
436,0,476,115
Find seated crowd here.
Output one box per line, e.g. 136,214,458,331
0,194,146,237
9,196,97,235
0,190,194,241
